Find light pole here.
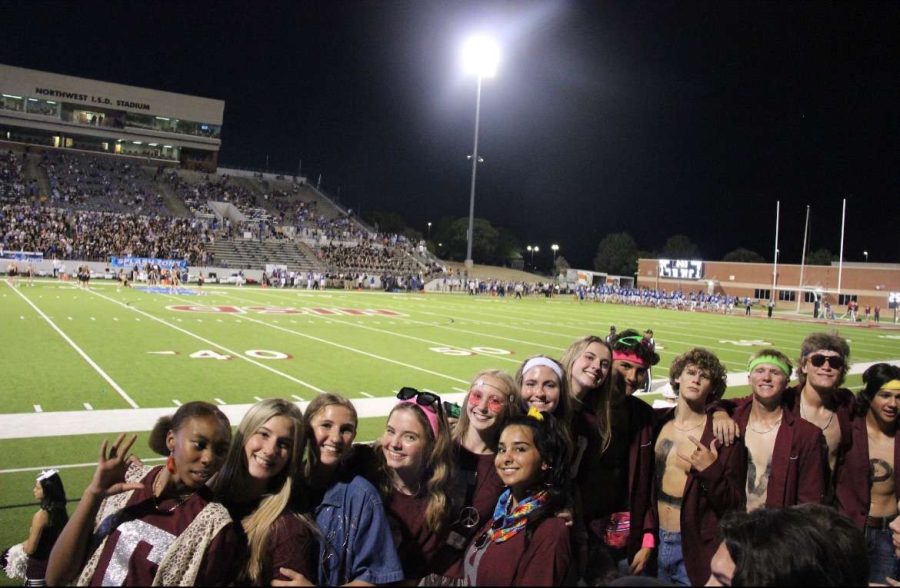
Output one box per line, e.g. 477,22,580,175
551,243,559,264
864,250,869,263
462,35,500,269
527,245,539,270
427,221,432,239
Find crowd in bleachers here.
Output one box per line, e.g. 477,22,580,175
0,150,39,203
0,204,215,264
39,151,167,215
318,239,421,275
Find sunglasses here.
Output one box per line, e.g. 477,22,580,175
807,354,845,370
397,387,443,414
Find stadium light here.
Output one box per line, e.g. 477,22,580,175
427,221,432,239
551,243,559,262
462,35,500,268
864,250,869,263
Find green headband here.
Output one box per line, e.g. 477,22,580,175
748,355,791,377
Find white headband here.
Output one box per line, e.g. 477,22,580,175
36,469,58,482
522,357,564,382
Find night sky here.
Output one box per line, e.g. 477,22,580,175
3,1,898,270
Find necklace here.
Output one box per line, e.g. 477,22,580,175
152,472,194,512
747,416,782,435
672,418,705,432
800,403,835,431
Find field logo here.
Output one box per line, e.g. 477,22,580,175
167,305,403,317
429,346,512,357
719,339,772,347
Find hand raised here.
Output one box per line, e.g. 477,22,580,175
677,435,719,472
87,433,143,497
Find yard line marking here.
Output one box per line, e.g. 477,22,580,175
291,394,305,401
173,400,182,406
85,288,325,394
33,405,42,413
453,387,468,393
253,396,264,402
6,283,139,409
83,403,93,410
1,457,166,475
214,398,226,405
360,392,373,398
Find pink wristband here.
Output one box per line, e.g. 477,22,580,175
642,533,656,549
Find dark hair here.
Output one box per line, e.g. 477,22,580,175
856,363,900,417
668,348,728,402
498,412,570,542
148,401,232,456
720,504,868,586
797,332,850,387
611,329,659,366
38,472,69,529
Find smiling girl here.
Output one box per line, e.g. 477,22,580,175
212,398,318,586
375,388,455,583
46,401,241,586
463,408,572,585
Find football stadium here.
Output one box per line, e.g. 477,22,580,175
1,3,899,586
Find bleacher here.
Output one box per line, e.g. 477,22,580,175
206,238,321,273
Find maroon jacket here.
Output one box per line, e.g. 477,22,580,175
732,399,827,507
651,409,746,586
625,395,656,562
835,415,900,529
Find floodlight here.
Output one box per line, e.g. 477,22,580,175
462,36,500,79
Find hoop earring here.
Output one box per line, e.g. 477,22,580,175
166,451,176,473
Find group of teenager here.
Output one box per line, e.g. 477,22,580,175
7,328,900,586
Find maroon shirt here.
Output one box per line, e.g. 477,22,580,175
268,511,318,583
89,467,241,586
463,517,571,586
432,443,506,578
385,489,446,581
651,409,746,586
732,399,827,507
835,416,900,529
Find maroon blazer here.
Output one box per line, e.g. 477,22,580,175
732,400,827,507
625,395,656,562
834,415,900,529
651,409,746,586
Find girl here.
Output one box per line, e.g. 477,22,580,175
212,398,318,586
836,363,900,584
429,370,519,582
45,401,241,586
274,393,404,586
462,408,572,585
376,388,456,583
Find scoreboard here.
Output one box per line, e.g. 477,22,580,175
658,259,704,280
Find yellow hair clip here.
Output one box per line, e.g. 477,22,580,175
527,406,544,421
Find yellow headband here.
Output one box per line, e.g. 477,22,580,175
883,380,900,392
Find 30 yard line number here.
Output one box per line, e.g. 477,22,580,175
428,346,511,357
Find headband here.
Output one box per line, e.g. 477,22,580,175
748,355,792,377
397,399,440,437
613,350,649,369
521,357,564,381
36,469,58,482
883,380,900,392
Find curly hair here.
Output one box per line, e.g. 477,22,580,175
797,332,850,387
668,348,728,402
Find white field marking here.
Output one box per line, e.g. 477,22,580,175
360,392,373,398
1,457,167,475
147,351,177,355
229,289,537,361
292,394,305,401
85,288,326,394
208,291,471,385
90,317,96,321
253,396,263,401
453,387,468,393
173,400,182,406
33,405,42,412
214,398,226,405
6,283,139,409
112,317,118,321
83,403,93,410
20,315,24,319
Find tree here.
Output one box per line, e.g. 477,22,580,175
594,232,639,276
723,248,765,263
362,210,406,234
806,248,834,266
436,217,501,264
660,234,701,259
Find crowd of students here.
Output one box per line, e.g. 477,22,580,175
2,329,896,587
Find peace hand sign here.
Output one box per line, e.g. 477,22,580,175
677,435,719,473
87,433,144,498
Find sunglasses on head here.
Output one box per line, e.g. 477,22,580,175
807,354,845,370
397,387,443,414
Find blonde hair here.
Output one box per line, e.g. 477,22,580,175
376,402,455,534
303,392,358,478
452,369,519,450
212,398,313,585
561,336,613,454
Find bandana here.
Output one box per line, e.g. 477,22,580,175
748,355,791,377
612,350,649,368
487,488,549,544
883,380,900,392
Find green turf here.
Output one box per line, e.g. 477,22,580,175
0,279,897,584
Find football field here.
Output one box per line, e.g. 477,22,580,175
1,278,898,575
